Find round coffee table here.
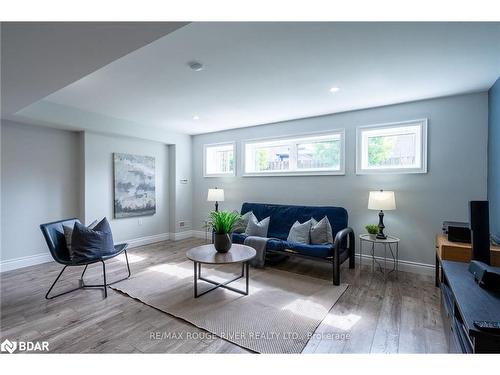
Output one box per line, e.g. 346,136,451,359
186,244,256,298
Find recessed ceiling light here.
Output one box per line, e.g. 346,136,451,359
188,61,204,71
330,87,340,93
193,115,200,120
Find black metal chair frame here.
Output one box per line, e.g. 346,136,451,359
40,218,132,299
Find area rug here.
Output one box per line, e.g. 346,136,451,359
110,261,348,353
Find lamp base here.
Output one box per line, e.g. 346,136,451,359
377,210,387,240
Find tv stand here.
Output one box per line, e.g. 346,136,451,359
439,260,500,353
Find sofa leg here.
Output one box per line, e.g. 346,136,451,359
349,248,355,269
333,261,340,285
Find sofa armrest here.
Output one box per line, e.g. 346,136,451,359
332,227,355,265
333,227,354,250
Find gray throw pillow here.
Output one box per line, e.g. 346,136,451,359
310,216,334,244
287,220,312,244
233,211,253,233
245,214,270,237
63,219,98,260
71,218,115,263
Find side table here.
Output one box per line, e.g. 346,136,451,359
359,234,400,280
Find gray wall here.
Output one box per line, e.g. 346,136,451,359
1,120,82,260
0,121,192,265
192,93,489,266
83,132,170,243
488,77,500,242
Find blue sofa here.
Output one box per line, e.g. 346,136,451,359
231,202,355,285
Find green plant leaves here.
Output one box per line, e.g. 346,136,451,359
209,210,241,234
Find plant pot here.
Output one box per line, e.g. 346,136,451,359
368,233,377,240
214,233,232,253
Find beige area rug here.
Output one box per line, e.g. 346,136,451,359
110,261,348,353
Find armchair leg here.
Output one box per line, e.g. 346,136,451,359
124,250,131,278
101,260,107,298
46,251,131,300
46,266,84,300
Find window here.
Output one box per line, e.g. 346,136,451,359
243,131,345,176
356,119,427,174
204,142,235,177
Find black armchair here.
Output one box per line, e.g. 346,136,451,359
40,218,131,299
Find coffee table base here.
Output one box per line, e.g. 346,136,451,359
193,261,249,298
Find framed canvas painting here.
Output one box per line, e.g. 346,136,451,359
113,153,156,218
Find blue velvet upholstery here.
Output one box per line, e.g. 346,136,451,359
282,241,334,258
240,202,348,241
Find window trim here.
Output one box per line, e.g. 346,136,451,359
355,119,428,175
241,129,346,177
203,141,236,178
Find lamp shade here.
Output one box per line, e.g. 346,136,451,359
207,188,224,202
368,190,396,210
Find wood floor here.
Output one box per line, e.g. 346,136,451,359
0,238,447,353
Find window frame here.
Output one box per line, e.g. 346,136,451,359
241,129,346,177
203,141,236,177
355,119,428,175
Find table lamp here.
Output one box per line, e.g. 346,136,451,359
207,188,224,212
368,190,396,239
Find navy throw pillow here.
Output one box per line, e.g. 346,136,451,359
71,218,115,263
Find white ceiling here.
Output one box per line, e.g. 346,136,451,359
13,22,500,135
1,22,188,115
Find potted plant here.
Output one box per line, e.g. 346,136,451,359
365,224,379,240
209,210,241,253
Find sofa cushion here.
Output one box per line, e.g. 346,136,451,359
232,232,247,244
310,216,334,245
245,215,270,237
282,241,333,258
287,220,312,244
240,202,347,241
266,238,285,251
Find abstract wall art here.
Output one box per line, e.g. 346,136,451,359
113,153,156,218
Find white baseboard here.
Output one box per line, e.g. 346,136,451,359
356,253,434,276
169,230,194,241
0,252,54,273
192,230,208,239
122,232,170,249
